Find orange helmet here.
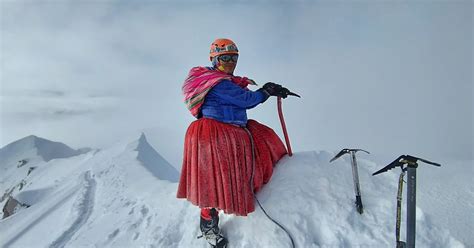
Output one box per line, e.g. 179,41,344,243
209,38,239,60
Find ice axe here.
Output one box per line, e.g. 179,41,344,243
373,155,440,248
330,148,370,214
276,87,300,157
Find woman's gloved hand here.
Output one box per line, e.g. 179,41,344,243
261,82,291,98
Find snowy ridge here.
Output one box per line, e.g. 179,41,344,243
49,171,96,248
0,135,89,218
0,136,469,247
132,133,179,182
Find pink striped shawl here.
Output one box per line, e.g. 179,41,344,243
182,66,256,117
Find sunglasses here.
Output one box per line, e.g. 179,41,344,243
218,54,239,63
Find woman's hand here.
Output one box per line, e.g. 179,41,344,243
261,82,291,98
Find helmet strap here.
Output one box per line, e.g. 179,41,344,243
211,56,217,67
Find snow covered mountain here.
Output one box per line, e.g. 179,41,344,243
0,136,470,247
0,135,89,207
0,135,84,166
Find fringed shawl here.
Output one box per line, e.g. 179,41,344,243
182,67,256,117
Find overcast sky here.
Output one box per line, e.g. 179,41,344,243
1,1,472,168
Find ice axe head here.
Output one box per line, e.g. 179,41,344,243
330,149,370,163
372,155,441,176
286,89,301,98
279,87,301,98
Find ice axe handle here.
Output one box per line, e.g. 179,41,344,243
278,97,293,156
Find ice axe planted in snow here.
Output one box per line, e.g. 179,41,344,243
330,148,370,214
372,155,440,248
276,86,300,157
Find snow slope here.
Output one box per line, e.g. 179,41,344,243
416,159,473,246
0,136,470,247
0,135,88,208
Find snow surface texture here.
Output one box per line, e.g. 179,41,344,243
0,135,471,247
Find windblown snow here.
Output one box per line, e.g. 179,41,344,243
0,135,471,247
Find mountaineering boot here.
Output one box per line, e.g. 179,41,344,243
199,208,228,248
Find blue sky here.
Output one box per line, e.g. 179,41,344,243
1,1,472,167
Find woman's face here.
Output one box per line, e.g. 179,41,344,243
216,54,238,74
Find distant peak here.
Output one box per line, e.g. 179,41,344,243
133,133,150,150
133,133,179,182
5,135,42,148
139,132,147,143
1,135,86,162
124,132,151,152
19,135,57,145
19,135,39,142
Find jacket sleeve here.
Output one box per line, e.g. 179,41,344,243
208,80,269,109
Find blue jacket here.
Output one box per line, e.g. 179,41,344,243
201,80,269,126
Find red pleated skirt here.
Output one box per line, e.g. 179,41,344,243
176,118,287,216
